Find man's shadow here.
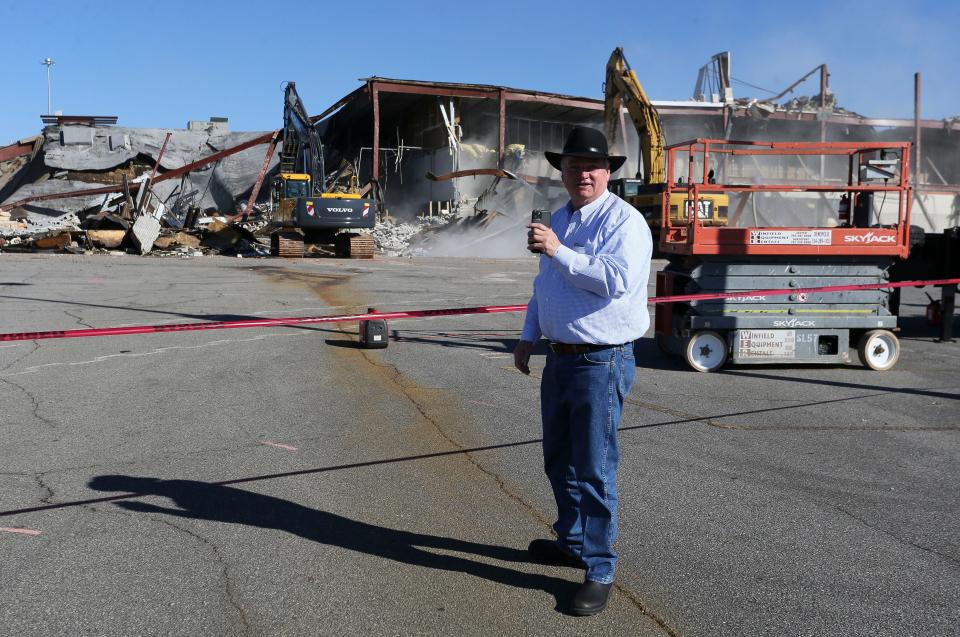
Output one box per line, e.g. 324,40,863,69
88,475,577,607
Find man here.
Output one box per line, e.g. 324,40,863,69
514,126,652,616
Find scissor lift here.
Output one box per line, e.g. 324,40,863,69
654,139,912,372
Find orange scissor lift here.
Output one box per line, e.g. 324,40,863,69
654,139,913,372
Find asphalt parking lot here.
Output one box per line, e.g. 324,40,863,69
1,253,957,636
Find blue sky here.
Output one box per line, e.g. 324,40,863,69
1,0,957,145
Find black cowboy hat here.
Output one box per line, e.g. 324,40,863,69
544,126,626,173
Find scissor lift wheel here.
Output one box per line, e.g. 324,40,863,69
857,330,900,371
684,330,728,372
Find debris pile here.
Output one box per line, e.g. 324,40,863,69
735,92,865,119
371,209,458,256
0,122,279,257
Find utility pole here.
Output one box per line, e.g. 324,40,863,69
40,57,55,115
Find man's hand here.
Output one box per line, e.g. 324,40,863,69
527,223,560,257
513,339,533,375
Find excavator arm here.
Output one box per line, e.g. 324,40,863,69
604,47,666,184
280,81,326,194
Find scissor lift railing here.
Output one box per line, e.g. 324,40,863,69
658,139,913,259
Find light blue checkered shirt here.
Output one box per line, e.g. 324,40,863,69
520,190,652,345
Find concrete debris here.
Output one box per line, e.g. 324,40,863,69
34,231,74,250
131,215,162,254
153,231,201,250
735,92,865,119
0,123,282,258
4,179,112,217
86,229,126,249
1,125,279,234
371,209,458,256
0,213,271,258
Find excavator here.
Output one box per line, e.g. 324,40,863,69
604,47,728,233
270,82,376,258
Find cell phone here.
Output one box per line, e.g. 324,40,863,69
531,209,551,229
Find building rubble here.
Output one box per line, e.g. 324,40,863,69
2,56,958,259
0,118,280,257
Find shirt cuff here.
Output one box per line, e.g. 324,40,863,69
551,244,577,270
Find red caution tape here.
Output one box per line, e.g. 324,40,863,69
0,278,957,344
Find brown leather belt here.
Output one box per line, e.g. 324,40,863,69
548,342,612,355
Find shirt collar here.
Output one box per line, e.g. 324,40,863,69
568,190,611,223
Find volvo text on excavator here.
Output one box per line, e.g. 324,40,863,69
270,82,376,258
604,47,729,236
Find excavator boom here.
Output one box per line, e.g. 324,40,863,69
604,47,666,184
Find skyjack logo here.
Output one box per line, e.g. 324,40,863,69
728,295,767,302
773,318,816,327
844,232,896,244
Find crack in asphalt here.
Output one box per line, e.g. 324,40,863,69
0,341,39,372
831,503,960,567
84,503,252,635
612,586,682,637
0,376,59,429
150,516,252,636
63,310,94,329
33,473,54,504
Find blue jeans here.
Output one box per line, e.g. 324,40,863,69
540,343,635,584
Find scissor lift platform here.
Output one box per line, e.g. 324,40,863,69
654,140,912,372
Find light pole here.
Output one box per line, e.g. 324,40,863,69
40,57,54,115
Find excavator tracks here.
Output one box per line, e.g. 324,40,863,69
335,232,375,259
271,231,305,258
271,230,375,259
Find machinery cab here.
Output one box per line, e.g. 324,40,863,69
275,173,311,225
272,172,374,231
609,178,728,227
281,173,311,199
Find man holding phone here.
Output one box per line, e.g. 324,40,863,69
514,126,652,616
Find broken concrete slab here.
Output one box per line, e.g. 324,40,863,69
131,215,161,254
1,179,113,217
86,229,126,249
2,127,279,226
34,232,73,250
153,231,201,250
60,127,95,146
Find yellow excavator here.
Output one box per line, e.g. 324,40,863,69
604,47,728,231
270,82,376,258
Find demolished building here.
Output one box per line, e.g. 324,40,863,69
315,72,958,233
1,57,957,259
